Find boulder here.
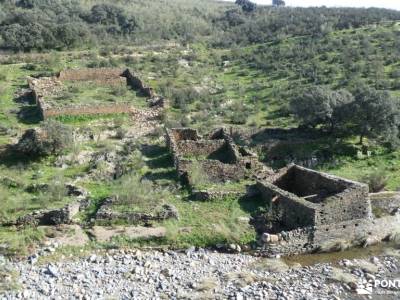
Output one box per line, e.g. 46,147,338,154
157,204,179,220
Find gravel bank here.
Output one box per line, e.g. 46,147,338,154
2,248,400,299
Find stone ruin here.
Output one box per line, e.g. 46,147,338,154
27,68,166,119
95,197,179,225
166,127,274,200
166,127,400,256
256,165,400,256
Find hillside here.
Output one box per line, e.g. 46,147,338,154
1,1,400,297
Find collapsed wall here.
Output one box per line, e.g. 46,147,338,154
166,127,274,200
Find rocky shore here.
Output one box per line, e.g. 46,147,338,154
2,247,400,300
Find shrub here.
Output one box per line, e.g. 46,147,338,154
253,258,289,273
188,161,211,188
114,174,168,212
41,120,74,155
15,120,74,157
115,127,127,139
361,169,388,192
329,267,358,285
110,86,127,97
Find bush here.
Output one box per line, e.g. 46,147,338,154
15,120,73,157
114,174,169,212
188,160,211,188
38,174,68,205
361,169,388,192
110,86,127,97
41,120,74,155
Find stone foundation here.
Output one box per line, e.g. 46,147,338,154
28,68,166,119
95,197,179,224
15,202,80,227
166,127,275,197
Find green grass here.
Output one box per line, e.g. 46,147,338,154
53,112,130,125
46,80,147,107
319,148,400,191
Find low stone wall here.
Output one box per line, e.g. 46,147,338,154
169,128,200,142
260,227,315,257
58,68,124,85
166,127,275,198
192,190,245,201
370,192,400,215
196,160,248,183
28,68,165,119
260,214,400,257
42,102,135,118
267,165,371,227
313,214,400,246
123,69,155,98
95,198,179,224
15,202,80,227
175,140,226,158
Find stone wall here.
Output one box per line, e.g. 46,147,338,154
255,165,399,257
28,68,165,119
256,180,317,230
15,202,80,226
168,128,200,142
166,127,275,199
42,102,135,118
58,68,125,86
370,192,400,216
123,69,155,98
166,128,263,188
272,165,371,226
174,140,226,158
260,227,315,257
95,197,179,224
260,214,400,257
313,214,400,246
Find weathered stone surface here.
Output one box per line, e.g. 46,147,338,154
16,202,80,227
166,127,274,195
256,165,400,257
95,197,179,224
370,192,400,216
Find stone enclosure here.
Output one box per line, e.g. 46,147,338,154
256,165,400,256
167,128,400,256
166,127,274,200
28,68,165,119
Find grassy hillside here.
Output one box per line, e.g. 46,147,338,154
1,1,400,256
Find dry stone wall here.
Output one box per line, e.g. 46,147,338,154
370,192,400,215
28,68,165,119
260,212,400,257
41,103,136,118
255,165,400,257
166,127,275,200
58,68,125,86
271,165,371,226
123,69,155,98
